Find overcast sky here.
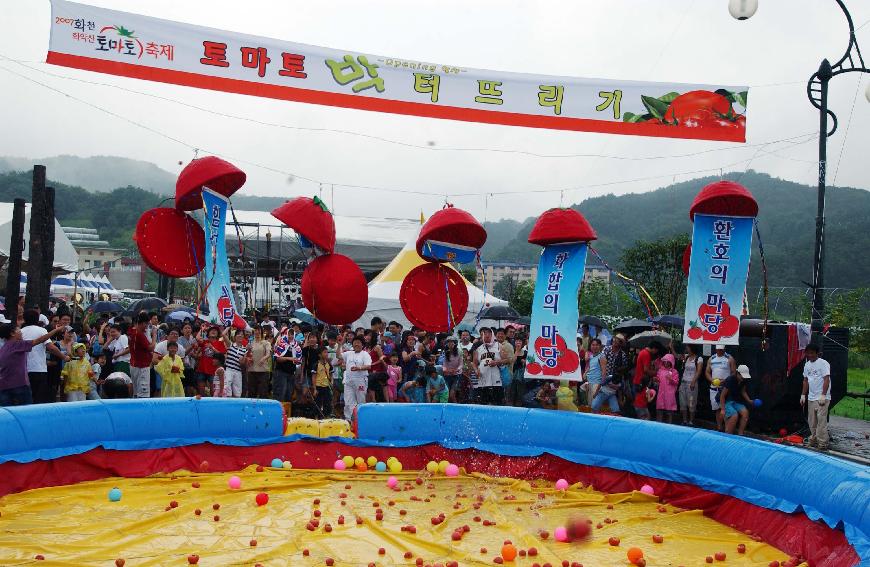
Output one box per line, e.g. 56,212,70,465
0,0,867,221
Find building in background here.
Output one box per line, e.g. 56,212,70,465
476,261,610,290
62,227,125,270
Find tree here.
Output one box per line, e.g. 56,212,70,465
619,234,691,315
458,265,477,283
493,274,518,301
510,281,535,316
578,279,644,318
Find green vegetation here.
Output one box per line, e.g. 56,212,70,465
832,368,870,420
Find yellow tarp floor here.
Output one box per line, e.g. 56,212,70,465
0,466,797,566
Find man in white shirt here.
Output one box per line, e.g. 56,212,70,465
105,325,131,375
800,344,831,451
705,344,736,431
20,309,68,403
473,327,505,405
154,329,186,359
340,337,372,421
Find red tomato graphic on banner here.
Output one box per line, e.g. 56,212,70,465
525,333,580,376
686,300,739,342
216,287,247,330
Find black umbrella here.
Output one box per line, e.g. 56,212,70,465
479,305,520,321
613,318,653,335
517,315,531,326
88,301,122,314
126,297,168,316
652,314,684,328
578,315,607,329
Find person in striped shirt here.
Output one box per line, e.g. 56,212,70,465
221,327,249,398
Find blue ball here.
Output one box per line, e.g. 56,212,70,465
271,458,283,468
753,398,762,408
108,487,122,502
375,461,387,472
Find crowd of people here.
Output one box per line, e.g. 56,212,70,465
0,306,832,445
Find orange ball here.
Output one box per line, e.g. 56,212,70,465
501,543,517,561
356,462,368,472
627,547,645,565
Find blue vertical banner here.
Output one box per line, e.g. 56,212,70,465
683,214,753,345
202,189,247,330
524,243,586,381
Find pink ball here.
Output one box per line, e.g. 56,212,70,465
334,459,347,470
445,464,459,477
228,476,242,490
555,479,569,490
554,526,568,542
640,484,655,495
387,476,398,488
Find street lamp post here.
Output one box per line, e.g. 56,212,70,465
730,0,869,334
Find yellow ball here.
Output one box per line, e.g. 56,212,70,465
367,456,378,467
354,457,365,467
342,456,354,467
386,456,397,464
425,461,438,473
437,460,450,474
712,378,721,387
282,460,292,469
388,460,403,473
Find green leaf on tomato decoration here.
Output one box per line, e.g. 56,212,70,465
623,112,652,123
658,92,680,104
641,95,669,120
734,90,748,108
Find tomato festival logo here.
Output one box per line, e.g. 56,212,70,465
216,285,246,329
526,333,581,377
622,89,747,134
90,23,174,61
686,297,740,342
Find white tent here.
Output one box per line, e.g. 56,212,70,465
353,229,507,330
0,202,79,272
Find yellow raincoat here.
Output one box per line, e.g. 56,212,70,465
155,354,185,398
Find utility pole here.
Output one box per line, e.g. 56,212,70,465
3,198,26,322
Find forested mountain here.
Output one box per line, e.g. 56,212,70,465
0,164,866,288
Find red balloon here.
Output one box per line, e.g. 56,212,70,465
301,254,367,325
176,156,246,212
134,208,205,278
399,263,469,332
255,492,269,506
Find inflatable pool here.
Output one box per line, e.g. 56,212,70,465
0,399,867,566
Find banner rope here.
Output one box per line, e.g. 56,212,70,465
754,219,770,350
588,246,661,318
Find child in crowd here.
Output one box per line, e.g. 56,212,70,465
102,371,133,399
313,348,333,417
535,381,557,409
155,341,185,398
633,375,655,420
88,351,105,400
655,353,679,423
386,352,401,403
61,343,92,402
211,353,228,398
426,365,448,403
400,374,427,404
556,380,578,412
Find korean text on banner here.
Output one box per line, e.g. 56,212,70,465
525,243,586,381
202,189,246,330
683,214,753,345
48,0,748,142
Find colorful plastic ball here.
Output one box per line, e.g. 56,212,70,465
555,478,569,490
375,461,387,472
437,460,450,474
342,456,354,468
367,456,378,467
387,476,398,488
228,476,242,489
334,459,347,470
501,543,517,561
270,458,283,468
712,378,721,387
108,487,122,502
388,460,403,473
354,457,365,467
640,484,655,495
445,464,459,477
282,460,292,470
753,398,763,408
554,526,568,542
426,461,438,473
386,456,397,464
356,462,368,472
627,547,645,565
255,492,269,506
